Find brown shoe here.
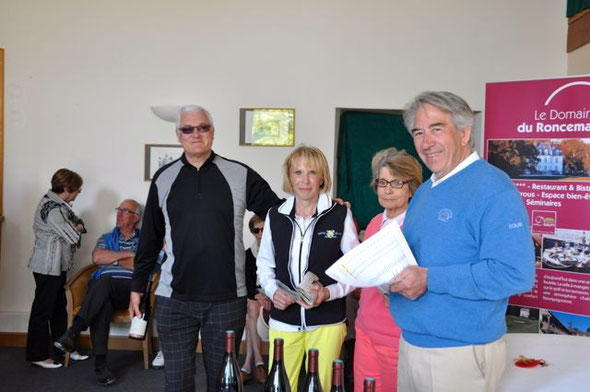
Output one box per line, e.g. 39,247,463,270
240,370,252,384
254,364,267,384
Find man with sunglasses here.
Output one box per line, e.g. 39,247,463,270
130,105,282,392
55,199,143,386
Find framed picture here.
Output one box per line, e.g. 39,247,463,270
144,144,183,181
239,108,295,146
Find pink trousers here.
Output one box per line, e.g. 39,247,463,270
353,325,399,392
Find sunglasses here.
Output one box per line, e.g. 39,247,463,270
251,228,263,234
178,124,213,134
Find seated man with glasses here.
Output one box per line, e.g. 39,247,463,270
54,199,145,386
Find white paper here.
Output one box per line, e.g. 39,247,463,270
326,221,417,287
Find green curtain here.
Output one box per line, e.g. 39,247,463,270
567,0,590,17
336,111,430,229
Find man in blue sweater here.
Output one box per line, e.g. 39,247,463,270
389,91,535,392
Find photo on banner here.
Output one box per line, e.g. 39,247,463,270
484,76,590,337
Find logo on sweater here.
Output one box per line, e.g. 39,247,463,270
437,208,453,222
317,229,341,239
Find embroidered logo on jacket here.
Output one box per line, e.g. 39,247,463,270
317,229,342,239
437,208,453,222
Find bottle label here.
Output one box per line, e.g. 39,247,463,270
129,315,147,339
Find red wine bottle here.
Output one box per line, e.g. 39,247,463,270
330,359,344,392
303,348,323,392
363,377,376,392
264,338,291,392
217,330,244,392
129,281,151,340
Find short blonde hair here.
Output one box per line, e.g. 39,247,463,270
282,145,332,194
371,148,423,196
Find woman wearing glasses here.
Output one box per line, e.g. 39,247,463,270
26,168,86,368
354,148,422,392
257,145,359,391
240,214,271,384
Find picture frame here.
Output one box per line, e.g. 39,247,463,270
144,144,184,181
239,108,295,146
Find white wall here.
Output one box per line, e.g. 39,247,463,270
568,43,590,74
0,0,567,331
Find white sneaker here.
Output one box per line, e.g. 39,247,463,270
151,350,164,369
70,351,89,361
32,360,62,369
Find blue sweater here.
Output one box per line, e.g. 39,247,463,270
391,159,535,348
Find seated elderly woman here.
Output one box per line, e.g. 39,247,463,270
240,214,271,384
354,148,423,392
257,145,359,391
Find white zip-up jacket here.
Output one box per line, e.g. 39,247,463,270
257,193,359,332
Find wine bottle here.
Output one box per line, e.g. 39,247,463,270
129,280,151,340
330,360,344,392
264,337,291,392
217,330,244,392
303,348,322,392
363,377,376,392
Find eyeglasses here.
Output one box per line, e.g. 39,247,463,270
115,207,139,216
178,124,213,134
374,178,409,189
251,228,263,234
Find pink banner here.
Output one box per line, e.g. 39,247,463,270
485,76,590,336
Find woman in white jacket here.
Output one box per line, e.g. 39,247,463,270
257,145,359,391
26,168,86,368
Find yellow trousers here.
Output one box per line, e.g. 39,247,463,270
268,323,347,392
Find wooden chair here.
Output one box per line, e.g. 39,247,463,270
64,264,160,369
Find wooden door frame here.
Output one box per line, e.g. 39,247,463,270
0,49,4,245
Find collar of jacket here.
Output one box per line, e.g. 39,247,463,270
46,189,75,212
180,150,217,169
277,193,333,217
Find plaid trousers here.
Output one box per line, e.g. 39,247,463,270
155,295,246,392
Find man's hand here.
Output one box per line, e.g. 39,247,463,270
332,198,351,209
255,292,271,311
389,266,428,300
129,291,144,320
297,281,330,309
118,256,135,270
93,248,135,266
272,289,295,310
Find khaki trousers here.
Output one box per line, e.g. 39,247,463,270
397,335,506,392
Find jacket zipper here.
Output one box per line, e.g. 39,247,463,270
290,207,332,331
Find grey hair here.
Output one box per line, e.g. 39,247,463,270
403,91,474,148
176,105,215,129
370,147,423,196
121,199,142,217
